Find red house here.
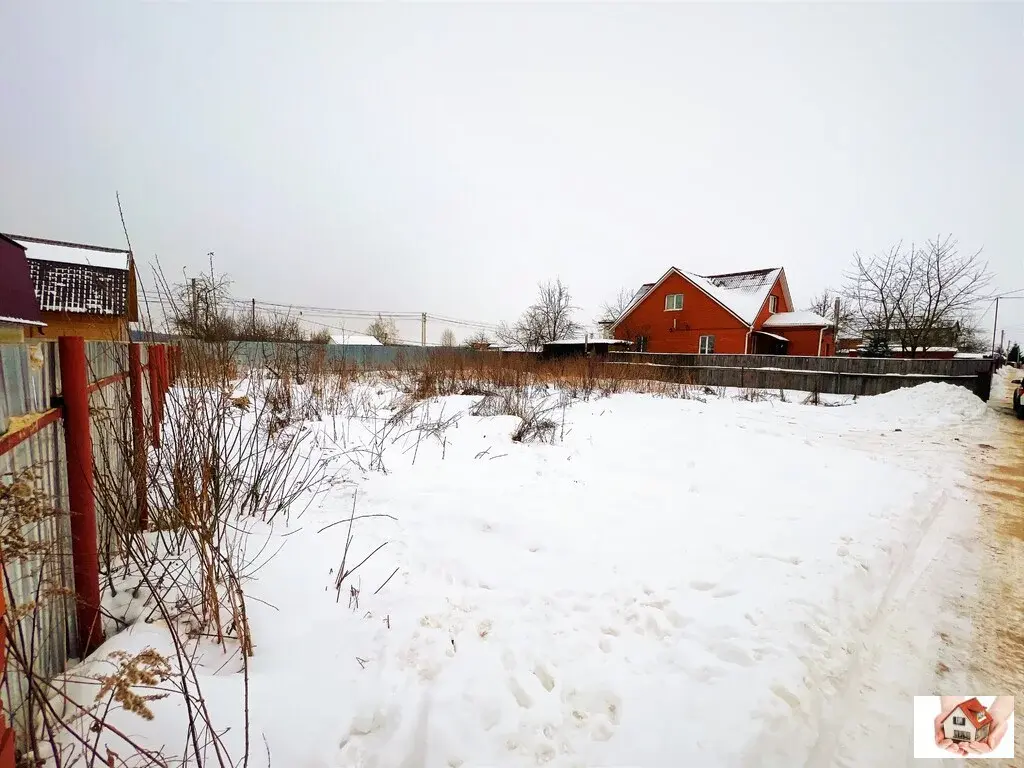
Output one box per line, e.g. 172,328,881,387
609,267,834,356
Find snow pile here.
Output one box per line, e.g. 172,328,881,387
848,381,988,429
44,378,986,768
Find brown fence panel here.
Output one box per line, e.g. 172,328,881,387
608,360,985,399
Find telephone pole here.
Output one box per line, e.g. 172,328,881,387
421,312,427,346
251,298,256,332
992,294,1024,354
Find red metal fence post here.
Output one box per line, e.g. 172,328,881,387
149,345,162,448
57,336,104,658
129,343,149,530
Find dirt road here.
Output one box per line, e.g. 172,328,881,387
967,369,1023,756
818,369,1021,766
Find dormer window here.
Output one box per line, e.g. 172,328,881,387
768,295,778,314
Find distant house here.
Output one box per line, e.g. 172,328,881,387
0,234,46,342
4,234,138,341
609,267,834,356
838,323,965,359
541,338,632,360
329,332,383,346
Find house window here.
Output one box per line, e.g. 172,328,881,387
664,293,683,311
953,730,971,741
699,335,715,354
768,295,778,314
953,717,966,726
636,335,648,352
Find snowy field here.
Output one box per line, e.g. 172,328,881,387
47,375,992,767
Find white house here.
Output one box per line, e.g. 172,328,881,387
942,698,992,743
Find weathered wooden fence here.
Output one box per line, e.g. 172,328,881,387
607,352,996,399
0,338,174,763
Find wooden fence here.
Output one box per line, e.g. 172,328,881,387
0,338,175,764
607,352,996,400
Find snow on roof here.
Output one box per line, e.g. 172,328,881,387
678,268,782,325
10,235,130,270
610,267,786,329
762,311,831,328
27,258,130,316
329,332,383,346
753,330,789,342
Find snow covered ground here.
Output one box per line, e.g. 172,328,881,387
48,376,995,767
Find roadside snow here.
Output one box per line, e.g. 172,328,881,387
52,380,990,767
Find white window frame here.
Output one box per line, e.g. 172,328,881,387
768,295,778,314
699,335,715,354
664,293,683,311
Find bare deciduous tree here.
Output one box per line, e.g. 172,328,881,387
366,314,400,345
167,257,306,342
806,288,855,339
595,287,635,339
842,236,992,357
440,328,457,347
497,279,582,350
464,330,492,348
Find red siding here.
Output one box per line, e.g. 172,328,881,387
771,327,834,357
754,282,792,328
613,272,751,353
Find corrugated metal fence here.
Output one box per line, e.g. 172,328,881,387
0,339,159,754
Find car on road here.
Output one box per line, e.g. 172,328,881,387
1013,375,1024,418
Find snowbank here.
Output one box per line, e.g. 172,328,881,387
47,379,985,767
848,382,988,429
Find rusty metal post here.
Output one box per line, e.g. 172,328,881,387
129,343,149,530
57,336,104,657
149,345,163,448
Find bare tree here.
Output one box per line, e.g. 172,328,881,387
806,288,855,339
440,328,457,347
498,279,582,350
842,236,992,357
464,330,492,348
366,314,400,345
168,257,306,342
595,287,635,339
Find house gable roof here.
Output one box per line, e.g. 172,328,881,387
947,698,990,731
762,311,831,328
610,266,785,329
27,258,131,316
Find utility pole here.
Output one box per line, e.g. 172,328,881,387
1000,329,1005,355
992,295,1024,355
833,296,841,342
992,296,999,354
421,312,427,347
191,278,198,336
251,298,256,333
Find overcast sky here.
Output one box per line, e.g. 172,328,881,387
2,2,1022,345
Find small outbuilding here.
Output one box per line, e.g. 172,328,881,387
541,338,632,360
